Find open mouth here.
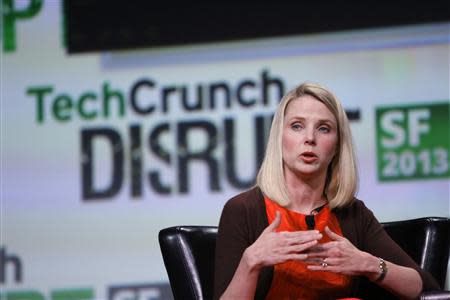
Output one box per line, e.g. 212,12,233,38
301,151,317,158
300,151,318,162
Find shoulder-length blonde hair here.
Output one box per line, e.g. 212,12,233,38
256,82,358,209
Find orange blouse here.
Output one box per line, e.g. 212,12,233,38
264,196,353,300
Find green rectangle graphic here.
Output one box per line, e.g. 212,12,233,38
376,102,450,181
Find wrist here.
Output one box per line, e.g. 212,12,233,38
365,254,388,282
243,246,262,272
374,258,388,282
362,253,384,281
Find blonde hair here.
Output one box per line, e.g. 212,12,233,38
256,82,358,209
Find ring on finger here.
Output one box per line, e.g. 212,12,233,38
321,258,328,268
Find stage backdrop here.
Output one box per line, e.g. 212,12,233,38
2,2,449,299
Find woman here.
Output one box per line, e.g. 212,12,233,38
213,82,438,299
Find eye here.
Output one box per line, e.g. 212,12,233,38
318,126,330,133
291,122,303,131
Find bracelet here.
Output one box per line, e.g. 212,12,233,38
375,257,388,282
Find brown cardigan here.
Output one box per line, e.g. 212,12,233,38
213,187,439,300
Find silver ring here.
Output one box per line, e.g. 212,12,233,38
321,260,328,268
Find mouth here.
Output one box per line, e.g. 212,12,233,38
300,151,318,162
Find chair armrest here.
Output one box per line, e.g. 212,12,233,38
421,290,450,300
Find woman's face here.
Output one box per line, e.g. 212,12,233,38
282,95,338,181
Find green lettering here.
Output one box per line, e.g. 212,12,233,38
51,288,94,300
78,92,98,120
52,94,72,122
5,291,45,300
27,86,53,123
103,82,125,118
3,0,43,52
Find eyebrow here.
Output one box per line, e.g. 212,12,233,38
286,116,336,125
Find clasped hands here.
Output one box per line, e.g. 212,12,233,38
245,211,370,277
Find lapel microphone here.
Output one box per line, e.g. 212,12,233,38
305,204,326,230
305,215,315,230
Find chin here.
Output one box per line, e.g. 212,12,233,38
294,165,327,178
295,168,321,177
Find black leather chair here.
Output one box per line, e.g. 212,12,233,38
159,217,450,300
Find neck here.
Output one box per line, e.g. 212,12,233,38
284,171,327,214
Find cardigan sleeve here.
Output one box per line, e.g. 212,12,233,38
213,188,273,300
355,201,440,292
213,195,252,300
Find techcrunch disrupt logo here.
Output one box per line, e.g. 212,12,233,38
27,70,285,124
26,70,361,201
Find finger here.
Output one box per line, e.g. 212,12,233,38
284,239,319,254
282,230,322,241
305,244,326,253
306,257,341,270
273,253,309,265
307,241,339,252
318,241,340,249
324,226,345,241
306,265,340,272
264,211,281,233
304,242,344,258
321,257,341,265
304,251,329,259
287,253,309,261
304,257,324,264
304,256,328,265
284,232,323,244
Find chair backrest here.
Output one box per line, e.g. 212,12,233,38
382,217,450,288
159,226,218,300
159,217,450,299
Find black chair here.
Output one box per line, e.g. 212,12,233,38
159,217,450,300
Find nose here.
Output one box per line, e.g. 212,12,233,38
304,127,316,145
